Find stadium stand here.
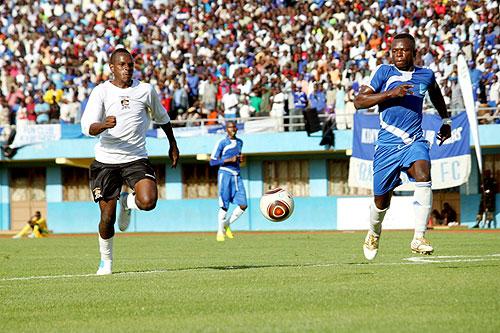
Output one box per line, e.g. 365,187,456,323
0,0,498,141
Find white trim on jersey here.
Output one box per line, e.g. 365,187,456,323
220,167,239,175
379,113,414,145
382,70,413,92
222,139,237,156
210,138,225,160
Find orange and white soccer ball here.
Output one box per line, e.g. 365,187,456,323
259,187,294,222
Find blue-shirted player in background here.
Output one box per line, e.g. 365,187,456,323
210,121,247,242
354,33,452,260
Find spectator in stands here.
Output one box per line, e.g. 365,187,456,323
49,96,60,124
270,87,286,131
221,87,239,119
200,75,218,117
34,98,50,125
12,211,49,239
0,0,498,130
172,82,188,122
184,103,202,127
43,83,63,105
0,97,11,127
239,97,255,122
60,96,80,124
186,66,200,107
309,83,327,114
25,96,37,124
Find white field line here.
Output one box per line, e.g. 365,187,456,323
1,254,499,283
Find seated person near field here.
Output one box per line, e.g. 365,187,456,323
441,202,459,226
12,211,49,239
429,209,443,227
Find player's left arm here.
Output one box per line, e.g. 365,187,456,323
148,85,179,168
428,79,451,146
159,123,179,168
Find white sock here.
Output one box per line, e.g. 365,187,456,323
98,235,113,261
369,202,388,237
228,206,245,225
218,208,227,234
413,181,432,239
126,193,138,210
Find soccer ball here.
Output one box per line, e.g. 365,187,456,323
259,188,294,222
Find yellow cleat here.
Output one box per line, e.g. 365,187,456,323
410,237,434,255
363,232,380,261
216,232,225,242
225,226,234,239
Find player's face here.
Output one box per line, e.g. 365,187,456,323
391,38,415,71
110,53,134,85
226,122,237,138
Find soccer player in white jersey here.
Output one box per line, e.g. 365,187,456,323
354,33,451,260
81,48,179,275
209,121,247,242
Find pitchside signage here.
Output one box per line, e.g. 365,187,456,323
348,111,471,191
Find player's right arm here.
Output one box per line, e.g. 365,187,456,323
80,86,116,136
354,65,414,110
209,139,238,166
354,84,414,109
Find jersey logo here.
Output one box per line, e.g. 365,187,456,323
419,84,427,96
93,187,102,200
120,96,130,109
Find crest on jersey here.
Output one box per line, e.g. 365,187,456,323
120,96,130,109
419,84,427,96
93,187,102,200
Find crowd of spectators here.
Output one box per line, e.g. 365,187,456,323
0,0,499,135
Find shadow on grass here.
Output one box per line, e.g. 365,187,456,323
113,261,364,275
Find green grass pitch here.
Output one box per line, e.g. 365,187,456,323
1,230,499,333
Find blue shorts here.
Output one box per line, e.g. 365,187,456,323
373,140,430,196
218,170,247,209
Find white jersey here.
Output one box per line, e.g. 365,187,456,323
81,80,170,164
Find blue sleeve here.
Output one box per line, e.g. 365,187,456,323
368,65,386,93
209,139,224,166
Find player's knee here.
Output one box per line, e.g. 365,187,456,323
136,197,157,211
240,205,248,211
413,172,431,182
100,211,115,225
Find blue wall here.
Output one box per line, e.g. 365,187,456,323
2,122,500,233
47,196,339,234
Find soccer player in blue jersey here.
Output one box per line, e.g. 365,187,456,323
354,33,452,260
210,121,247,241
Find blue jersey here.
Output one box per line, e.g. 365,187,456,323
368,64,436,146
209,136,243,175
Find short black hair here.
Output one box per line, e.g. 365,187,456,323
393,33,416,50
110,48,132,64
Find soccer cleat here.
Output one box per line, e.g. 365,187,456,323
12,234,21,239
411,238,434,255
96,260,112,275
363,232,380,261
118,192,131,232
216,232,225,242
224,225,234,239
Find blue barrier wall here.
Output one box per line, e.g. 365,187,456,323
1,122,499,233
47,196,339,234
